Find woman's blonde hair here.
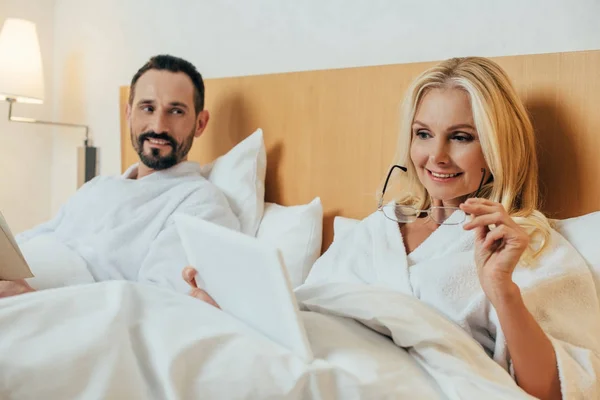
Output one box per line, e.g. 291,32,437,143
388,56,550,259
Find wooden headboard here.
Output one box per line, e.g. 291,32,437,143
120,50,600,251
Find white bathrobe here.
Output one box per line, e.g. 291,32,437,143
16,162,240,294
305,210,600,399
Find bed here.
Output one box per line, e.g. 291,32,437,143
1,50,599,400
120,49,600,251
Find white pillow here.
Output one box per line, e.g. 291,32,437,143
333,216,360,242
202,129,266,236
256,198,323,288
553,212,600,300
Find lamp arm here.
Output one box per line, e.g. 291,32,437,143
6,98,90,146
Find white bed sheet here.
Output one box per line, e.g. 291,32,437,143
0,280,534,399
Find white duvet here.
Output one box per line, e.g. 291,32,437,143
0,279,535,399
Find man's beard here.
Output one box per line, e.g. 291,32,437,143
132,128,195,170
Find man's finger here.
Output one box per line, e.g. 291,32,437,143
182,266,198,288
190,288,220,309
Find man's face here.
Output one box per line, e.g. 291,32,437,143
128,70,206,170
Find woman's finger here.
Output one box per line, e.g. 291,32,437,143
482,225,510,250
465,197,498,207
463,211,505,230
460,202,501,217
474,224,490,244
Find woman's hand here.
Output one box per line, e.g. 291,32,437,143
460,198,529,304
0,279,34,299
182,266,220,309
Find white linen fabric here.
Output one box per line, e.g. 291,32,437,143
309,210,600,399
0,279,540,399
16,161,239,294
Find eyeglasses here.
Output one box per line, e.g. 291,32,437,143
377,165,487,225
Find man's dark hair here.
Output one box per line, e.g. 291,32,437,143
129,54,205,114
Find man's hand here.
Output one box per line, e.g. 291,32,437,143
0,279,34,299
182,266,220,309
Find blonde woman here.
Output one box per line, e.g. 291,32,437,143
303,57,600,399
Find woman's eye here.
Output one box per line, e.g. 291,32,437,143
415,130,431,139
452,133,474,142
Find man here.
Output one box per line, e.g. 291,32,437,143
0,55,239,298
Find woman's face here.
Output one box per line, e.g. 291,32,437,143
410,87,489,207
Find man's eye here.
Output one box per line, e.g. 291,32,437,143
171,109,184,115
141,106,153,113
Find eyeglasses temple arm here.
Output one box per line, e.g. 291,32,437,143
378,165,407,208
473,168,487,198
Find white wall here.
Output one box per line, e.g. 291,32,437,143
46,0,598,214
0,0,55,233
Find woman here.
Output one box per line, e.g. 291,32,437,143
185,57,600,399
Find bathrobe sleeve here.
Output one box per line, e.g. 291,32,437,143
492,230,600,399
15,177,103,245
137,185,240,294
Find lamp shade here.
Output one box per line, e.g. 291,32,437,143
0,18,44,104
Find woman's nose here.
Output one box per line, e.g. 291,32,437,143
429,141,450,164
